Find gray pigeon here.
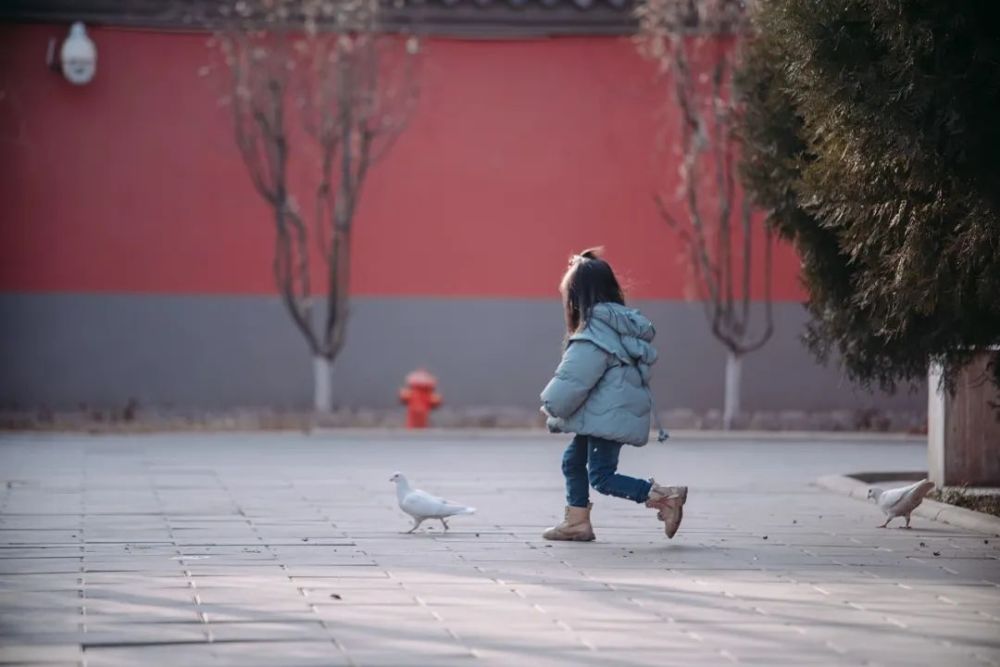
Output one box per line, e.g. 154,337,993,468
867,479,935,528
390,472,475,533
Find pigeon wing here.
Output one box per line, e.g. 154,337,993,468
401,489,454,519
878,480,932,516
896,480,934,514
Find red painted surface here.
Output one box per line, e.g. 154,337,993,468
0,24,804,301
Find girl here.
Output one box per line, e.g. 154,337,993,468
540,248,687,541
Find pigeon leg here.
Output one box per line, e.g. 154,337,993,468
902,514,912,529
879,517,892,528
406,518,424,534
440,518,449,531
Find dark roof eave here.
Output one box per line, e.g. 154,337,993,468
0,0,638,38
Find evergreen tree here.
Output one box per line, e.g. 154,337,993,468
738,0,1000,392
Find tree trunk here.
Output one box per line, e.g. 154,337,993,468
928,353,1000,486
313,355,333,413
723,350,742,430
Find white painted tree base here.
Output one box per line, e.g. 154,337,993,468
313,356,333,413
723,351,742,430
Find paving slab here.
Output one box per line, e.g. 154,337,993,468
1,432,998,666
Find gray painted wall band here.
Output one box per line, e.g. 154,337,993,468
0,294,923,411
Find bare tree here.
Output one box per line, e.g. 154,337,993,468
637,0,772,429
216,0,417,412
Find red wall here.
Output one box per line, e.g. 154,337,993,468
0,24,804,301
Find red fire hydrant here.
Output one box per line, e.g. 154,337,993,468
400,369,442,429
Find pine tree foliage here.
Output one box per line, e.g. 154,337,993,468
738,0,1000,392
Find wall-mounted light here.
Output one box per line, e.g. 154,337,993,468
47,22,97,85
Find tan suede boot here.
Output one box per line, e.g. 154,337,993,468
645,480,688,539
542,504,596,542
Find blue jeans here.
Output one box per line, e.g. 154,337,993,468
562,434,652,508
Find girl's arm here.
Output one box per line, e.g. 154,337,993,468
540,341,609,419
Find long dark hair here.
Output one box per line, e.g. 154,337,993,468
560,247,625,334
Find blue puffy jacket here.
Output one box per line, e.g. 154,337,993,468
540,302,659,446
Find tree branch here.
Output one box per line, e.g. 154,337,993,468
217,0,417,375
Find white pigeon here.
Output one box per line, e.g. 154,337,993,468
390,472,476,533
867,479,935,528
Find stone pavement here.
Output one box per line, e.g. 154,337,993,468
0,431,997,667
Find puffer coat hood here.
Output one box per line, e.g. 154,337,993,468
575,303,657,377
